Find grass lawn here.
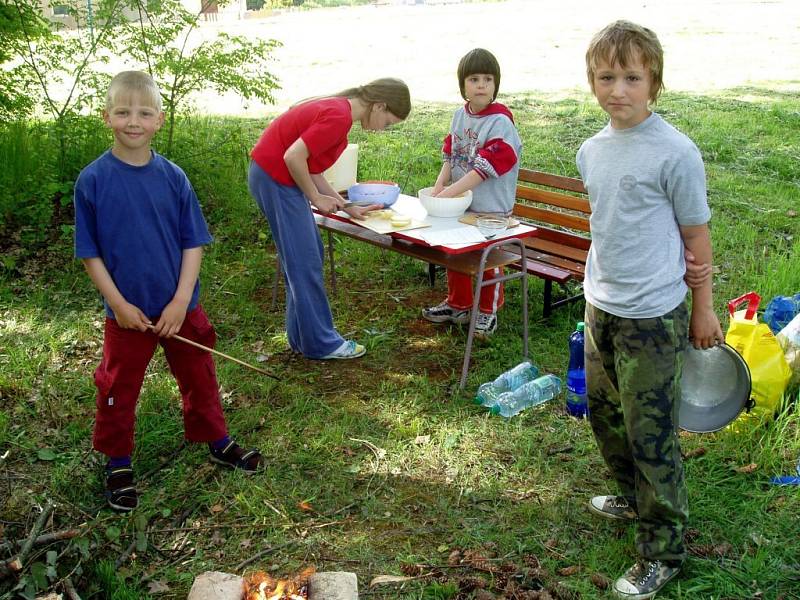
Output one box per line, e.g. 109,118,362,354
1,87,799,599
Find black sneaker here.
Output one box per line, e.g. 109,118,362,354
422,301,470,324
613,559,681,599
105,465,138,512
474,312,498,337
589,495,638,521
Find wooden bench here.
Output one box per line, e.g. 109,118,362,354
509,168,591,317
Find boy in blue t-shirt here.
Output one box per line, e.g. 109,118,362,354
74,71,263,512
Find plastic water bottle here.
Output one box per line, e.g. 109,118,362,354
566,322,589,418
475,361,540,407
490,374,562,418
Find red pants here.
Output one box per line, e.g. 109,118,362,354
92,306,228,457
446,268,504,313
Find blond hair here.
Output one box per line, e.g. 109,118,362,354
585,20,664,103
335,78,411,120
106,71,163,112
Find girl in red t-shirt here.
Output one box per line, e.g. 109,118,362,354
249,78,410,359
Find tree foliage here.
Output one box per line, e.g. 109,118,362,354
0,0,51,121
118,0,281,154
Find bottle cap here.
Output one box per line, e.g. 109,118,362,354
577,322,585,332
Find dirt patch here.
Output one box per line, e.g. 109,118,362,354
187,0,800,116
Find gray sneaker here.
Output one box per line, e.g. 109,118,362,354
474,312,498,337
422,301,470,324
613,559,681,599
589,495,638,521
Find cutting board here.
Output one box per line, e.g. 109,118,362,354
357,214,430,235
458,213,520,227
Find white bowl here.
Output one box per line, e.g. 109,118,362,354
418,187,473,218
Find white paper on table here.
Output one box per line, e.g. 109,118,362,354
391,195,428,221
420,227,486,246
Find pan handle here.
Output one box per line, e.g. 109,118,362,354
728,292,760,319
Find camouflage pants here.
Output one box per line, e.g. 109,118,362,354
584,301,689,564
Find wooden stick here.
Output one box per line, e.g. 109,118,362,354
145,325,277,378
63,577,82,600
0,528,82,554
234,540,299,572
0,501,56,579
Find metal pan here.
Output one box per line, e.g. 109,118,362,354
679,343,752,433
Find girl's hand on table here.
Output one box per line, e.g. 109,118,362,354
344,204,382,220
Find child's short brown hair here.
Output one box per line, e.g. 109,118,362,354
585,20,664,103
457,48,501,101
106,71,162,112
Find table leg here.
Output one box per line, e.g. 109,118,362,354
327,230,337,295
458,239,529,390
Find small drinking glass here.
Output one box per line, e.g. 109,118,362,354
476,215,508,239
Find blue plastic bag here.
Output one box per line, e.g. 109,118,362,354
763,293,800,334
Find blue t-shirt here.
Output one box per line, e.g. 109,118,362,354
74,150,213,319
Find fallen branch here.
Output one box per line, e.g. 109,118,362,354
234,540,299,572
1,500,56,578
116,538,139,570
138,441,187,481
63,576,82,600
0,528,83,555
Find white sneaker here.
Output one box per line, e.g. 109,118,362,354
422,301,470,324
321,340,366,360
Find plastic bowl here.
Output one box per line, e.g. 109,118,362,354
476,215,508,239
346,182,401,207
418,187,473,217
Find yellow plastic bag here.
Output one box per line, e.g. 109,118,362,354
726,292,792,421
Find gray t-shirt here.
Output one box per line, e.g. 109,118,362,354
576,113,711,318
445,102,522,214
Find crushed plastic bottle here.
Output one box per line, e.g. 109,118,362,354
475,361,539,408
763,293,800,334
490,374,562,418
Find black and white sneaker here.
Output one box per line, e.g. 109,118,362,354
422,301,470,324
590,495,639,521
474,312,498,337
613,559,681,599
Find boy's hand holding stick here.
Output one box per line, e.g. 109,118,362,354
145,324,278,379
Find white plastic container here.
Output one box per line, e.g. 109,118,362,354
323,143,358,192
417,187,472,217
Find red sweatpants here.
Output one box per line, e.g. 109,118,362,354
92,305,228,457
446,268,504,313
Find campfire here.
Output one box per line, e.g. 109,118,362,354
245,567,316,600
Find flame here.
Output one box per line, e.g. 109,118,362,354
245,567,315,600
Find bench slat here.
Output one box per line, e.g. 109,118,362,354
508,257,572,283
528,224,592,250
523,249,585,279
523,237,589,265
517,169,587,194
513,205,590,232
515,186,592,214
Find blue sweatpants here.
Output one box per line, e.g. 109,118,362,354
248,161,345,358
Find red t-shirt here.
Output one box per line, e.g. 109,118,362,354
251,97,353,186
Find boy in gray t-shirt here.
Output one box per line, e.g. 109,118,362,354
577,20,723,600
